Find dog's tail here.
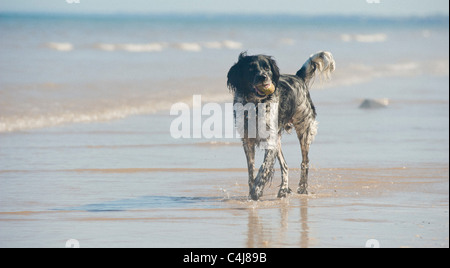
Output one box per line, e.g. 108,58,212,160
296,51,335,87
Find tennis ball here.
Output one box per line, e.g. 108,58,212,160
256,83,275,95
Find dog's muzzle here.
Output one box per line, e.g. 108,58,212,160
253,82,275,97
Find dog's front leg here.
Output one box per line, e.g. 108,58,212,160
242,138,256,198
250,148,277,201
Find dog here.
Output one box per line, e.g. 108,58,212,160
227,51,335,200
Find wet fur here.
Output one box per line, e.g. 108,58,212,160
227,51,335,200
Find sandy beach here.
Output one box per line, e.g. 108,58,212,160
0,107,448,248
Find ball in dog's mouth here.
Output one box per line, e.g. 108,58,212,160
254,82,275,96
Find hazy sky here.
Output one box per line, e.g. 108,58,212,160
0,0,448,16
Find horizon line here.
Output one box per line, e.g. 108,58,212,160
1,10,449,19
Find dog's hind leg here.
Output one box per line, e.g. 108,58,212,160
295,120,318,195
277,137,292,198
242,138,256,198
298,140,310,194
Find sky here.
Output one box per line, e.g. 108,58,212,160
0,0,448,17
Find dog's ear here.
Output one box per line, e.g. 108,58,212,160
227,52,247,92
268,57,280,86
227,62,241,93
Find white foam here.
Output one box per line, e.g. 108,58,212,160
222,40,242,49
341,33,387,43
120,43,165,52
202,40,243,50
340,34,353,42
95,42,167,52
47,42,74,51
175,42,202,52
0,100,174,133
54,40,243,53
326,59,447,89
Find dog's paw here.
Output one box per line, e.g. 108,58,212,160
277,187,292,198
249,187,263,201
297,186,308,195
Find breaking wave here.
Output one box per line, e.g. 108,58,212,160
0,101,171,133
46,42,74,51
47,40,243,53
324,59,449,89
341,33,388,43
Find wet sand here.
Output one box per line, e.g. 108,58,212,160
0,112,448,247
0,165,447,248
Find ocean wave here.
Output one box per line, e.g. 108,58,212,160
46,42,74,51
341,33,387,43
202,40,243,50
0,100,174,133
174,42,202,52
95,42,166,52
119,43,166,52
320,59,448,88
50,40,243,53
221,40,243,49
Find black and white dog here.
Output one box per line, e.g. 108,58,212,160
227,51,335,200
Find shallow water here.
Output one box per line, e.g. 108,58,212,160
0,164,447,248
1,14,448,132
0,110,448,248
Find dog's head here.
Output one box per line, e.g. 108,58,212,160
227,52,280,98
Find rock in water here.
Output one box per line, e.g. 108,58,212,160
359,98,389,109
